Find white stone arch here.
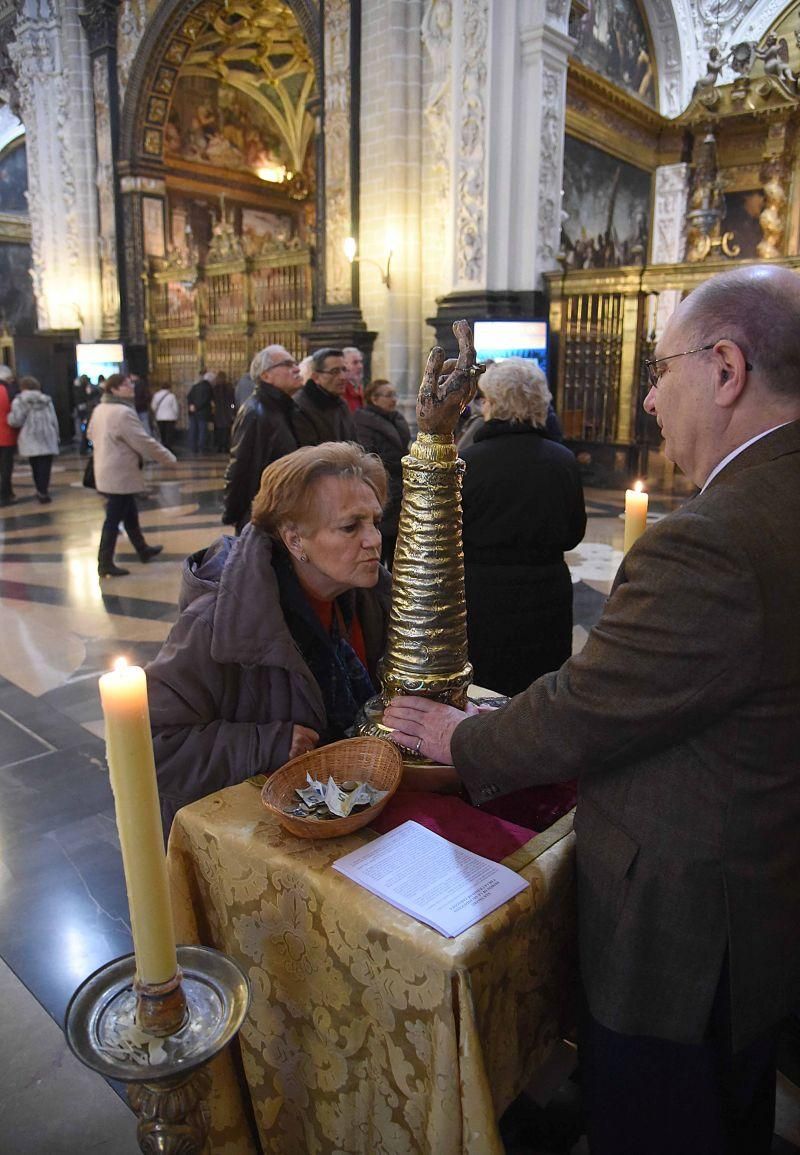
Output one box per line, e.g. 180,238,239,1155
641,0,695,116
0,105,24,156
727,0,797,44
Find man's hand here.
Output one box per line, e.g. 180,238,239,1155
416,320,484,435
289,724,319,759
383,696,475,765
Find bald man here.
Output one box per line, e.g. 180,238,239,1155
385,265,800,1155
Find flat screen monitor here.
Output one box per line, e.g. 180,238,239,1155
76,343,124,383
473,320,548,376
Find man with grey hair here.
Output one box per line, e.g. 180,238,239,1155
294,348,358,446
222,345,301,532
385,264,800,1154
342,345,365,412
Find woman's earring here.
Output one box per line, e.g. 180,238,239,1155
299,551,308,563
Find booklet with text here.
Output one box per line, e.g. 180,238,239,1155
332,820,529,937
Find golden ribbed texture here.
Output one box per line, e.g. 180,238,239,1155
379,436,472,706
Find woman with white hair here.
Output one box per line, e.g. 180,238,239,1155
460,357,586,697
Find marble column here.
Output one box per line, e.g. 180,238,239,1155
306,0,375,357
9,0,103,339
81,0,122,340
650,161,690,337
427,0,573,352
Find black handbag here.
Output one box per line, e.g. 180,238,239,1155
82,457,96,489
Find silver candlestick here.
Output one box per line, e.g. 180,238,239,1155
65,944,249,1154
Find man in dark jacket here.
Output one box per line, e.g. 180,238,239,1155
187,370,215,453
222,345,301,532
294,348,358,446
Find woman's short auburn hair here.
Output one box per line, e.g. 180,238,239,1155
481,357,551,427
251,442,388,534
18,376,42,391
364,378,393,404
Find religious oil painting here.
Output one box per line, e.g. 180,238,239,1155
0,243,36,332
560,136,651,269
569,0,655,106
165,76,290,178
0,142,28,213
721,189,765,260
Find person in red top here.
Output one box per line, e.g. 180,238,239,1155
0,365,19,507
341,346,365,412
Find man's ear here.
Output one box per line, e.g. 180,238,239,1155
714,341,748,408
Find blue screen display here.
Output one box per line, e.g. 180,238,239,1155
473,320,548,376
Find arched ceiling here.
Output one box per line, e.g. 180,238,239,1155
122,0,317,172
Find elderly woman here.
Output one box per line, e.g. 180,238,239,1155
353,379,410,567
87,373,177,577
460,357,586,697
7,376,60,503
146,442,391,833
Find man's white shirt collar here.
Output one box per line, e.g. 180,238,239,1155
701,423,790,492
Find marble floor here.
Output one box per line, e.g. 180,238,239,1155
0,447,797,1154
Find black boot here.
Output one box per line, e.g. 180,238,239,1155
98,525,129,577
124,513,163,562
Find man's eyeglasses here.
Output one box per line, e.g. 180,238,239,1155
268,359,297,370
317,366,344,376
644,341,752,390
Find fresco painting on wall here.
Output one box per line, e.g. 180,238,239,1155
722,189,764,259
241,209,293,245
570,0,655,106
0,142,28,213
165,76,290,177
560,135,651,269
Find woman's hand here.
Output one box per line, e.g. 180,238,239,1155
289,724,320,759
383,696,473,766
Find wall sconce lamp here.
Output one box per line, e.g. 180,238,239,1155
343,236,392,289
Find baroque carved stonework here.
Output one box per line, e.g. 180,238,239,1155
323,0,352,305
537,66,563,268
117,0,146,101
651,162,689,264
421,0,452,213
456,0,487,285
92,55,121,335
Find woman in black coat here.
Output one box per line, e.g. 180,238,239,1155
460,358,586,697
354,380,410,568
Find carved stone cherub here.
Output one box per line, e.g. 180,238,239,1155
755,33,797,85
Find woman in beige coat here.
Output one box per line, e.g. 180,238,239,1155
87,373,177,576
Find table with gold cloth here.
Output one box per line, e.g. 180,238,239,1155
166,780,577,1155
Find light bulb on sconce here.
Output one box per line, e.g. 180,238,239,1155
343,236,392,289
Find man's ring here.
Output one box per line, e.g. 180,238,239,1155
414,736,423,755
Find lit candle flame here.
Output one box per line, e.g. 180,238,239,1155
633,480,645,493
114,657,128,674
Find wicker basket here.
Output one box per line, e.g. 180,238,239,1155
261,736,403,839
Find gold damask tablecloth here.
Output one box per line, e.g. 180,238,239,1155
166,781,577,1155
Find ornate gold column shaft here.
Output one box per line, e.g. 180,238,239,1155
356,320,482,751
381,432,471,707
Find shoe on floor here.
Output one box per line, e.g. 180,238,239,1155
138,544,163,562
98,563,130,577
36,493,52,504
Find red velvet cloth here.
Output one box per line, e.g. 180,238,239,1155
371,781,576,863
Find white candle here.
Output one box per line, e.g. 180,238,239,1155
99,659,177,986
623,480,649,554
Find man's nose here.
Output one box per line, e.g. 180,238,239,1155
365,522,381,548
643,386,657,415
